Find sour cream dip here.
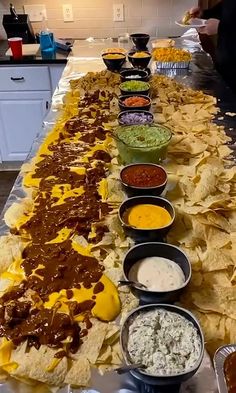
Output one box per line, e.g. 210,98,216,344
128,256,185,291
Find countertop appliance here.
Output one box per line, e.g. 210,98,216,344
2,3,35,44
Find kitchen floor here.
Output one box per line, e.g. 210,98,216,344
0,171,19,213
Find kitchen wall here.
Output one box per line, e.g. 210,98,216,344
0,0,196,40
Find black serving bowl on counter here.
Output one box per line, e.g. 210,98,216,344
122,242,191,303
118,95,151,112
120,304,204,386
128,51,152,69
102,52,126,71
130,33,150,50
120,163,167,197
118,195,175,242
120,68,149,82
119,81,150,96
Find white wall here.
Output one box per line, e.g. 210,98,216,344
0,0,196,40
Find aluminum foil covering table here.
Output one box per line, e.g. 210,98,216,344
1,33,236,392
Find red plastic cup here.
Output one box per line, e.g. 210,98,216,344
8,37,23,59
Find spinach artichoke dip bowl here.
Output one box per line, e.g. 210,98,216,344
121,304,204,385
114,124,172,164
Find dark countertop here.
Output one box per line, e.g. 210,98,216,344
0,40,69,65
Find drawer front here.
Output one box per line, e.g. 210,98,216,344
0,66,51,91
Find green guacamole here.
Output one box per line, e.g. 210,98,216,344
116,124,171,147
120,81,150,92
114,124,172,165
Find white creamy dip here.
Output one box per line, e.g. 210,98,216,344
128,256,185,291
127,309,202,376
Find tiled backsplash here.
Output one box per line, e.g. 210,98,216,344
0,0,195,40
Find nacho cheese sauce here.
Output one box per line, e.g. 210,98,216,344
127,309,202,375
125,204,172,229
0,90,121,360
128,256,185,291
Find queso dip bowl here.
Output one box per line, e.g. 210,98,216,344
118,195,175,242
122,242,191,303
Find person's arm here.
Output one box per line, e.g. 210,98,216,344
202,2,222,19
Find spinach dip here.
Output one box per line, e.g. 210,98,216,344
127,309,202,376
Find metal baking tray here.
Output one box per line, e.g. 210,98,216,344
154,61,190,69
214,344,236,393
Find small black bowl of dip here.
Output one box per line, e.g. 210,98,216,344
120,304,204,387
119,81,150,96
118,195,175,242
120,163,167,197
102,52,126,72
120,68,149,82
122,242,191,303
118,95,151,112
128,51,152,69
130,33,150,50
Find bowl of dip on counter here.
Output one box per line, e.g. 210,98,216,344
122,242,191,303
128,50,152,69
120,68,149,82
118,195,175,241
120,304,204,386
113,124,171,164
120,163,167,196
118,95,151,112
119,81,150,96
102,52,126,71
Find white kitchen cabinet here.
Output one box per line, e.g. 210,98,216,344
0,90,51,161
0,63,65,162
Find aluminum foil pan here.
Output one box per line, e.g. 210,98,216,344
154,60,190,69
214,344,236,393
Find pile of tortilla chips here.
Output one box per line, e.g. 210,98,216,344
0,68,236,391
149,74,236,357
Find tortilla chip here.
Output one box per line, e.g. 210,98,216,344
64,357,90,387
11,346,68,386
0,235,26,274
74,320,107,364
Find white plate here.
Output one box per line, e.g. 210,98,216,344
175,18,207,28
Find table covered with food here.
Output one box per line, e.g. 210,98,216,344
0,32,236,393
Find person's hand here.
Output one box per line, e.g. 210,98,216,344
198,18,220,35
189,6,202,18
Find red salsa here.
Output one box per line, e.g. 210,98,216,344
121,164,167,188
224,352,236,393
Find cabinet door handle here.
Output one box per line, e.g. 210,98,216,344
46,101,49,110
10,77,25,81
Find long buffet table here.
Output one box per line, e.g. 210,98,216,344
0,34,236,393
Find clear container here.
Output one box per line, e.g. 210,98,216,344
113,124,172,165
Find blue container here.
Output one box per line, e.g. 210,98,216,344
39,31,55,53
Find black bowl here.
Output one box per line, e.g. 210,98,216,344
128,51,152,69
102,52,126,71
130,33,150,50
122,242,191,303
120,68,149,82
118,95,151,112
118,110,154,126
120,304,204,386
120,81,150,96
118,195,175,242
120,163,167,196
